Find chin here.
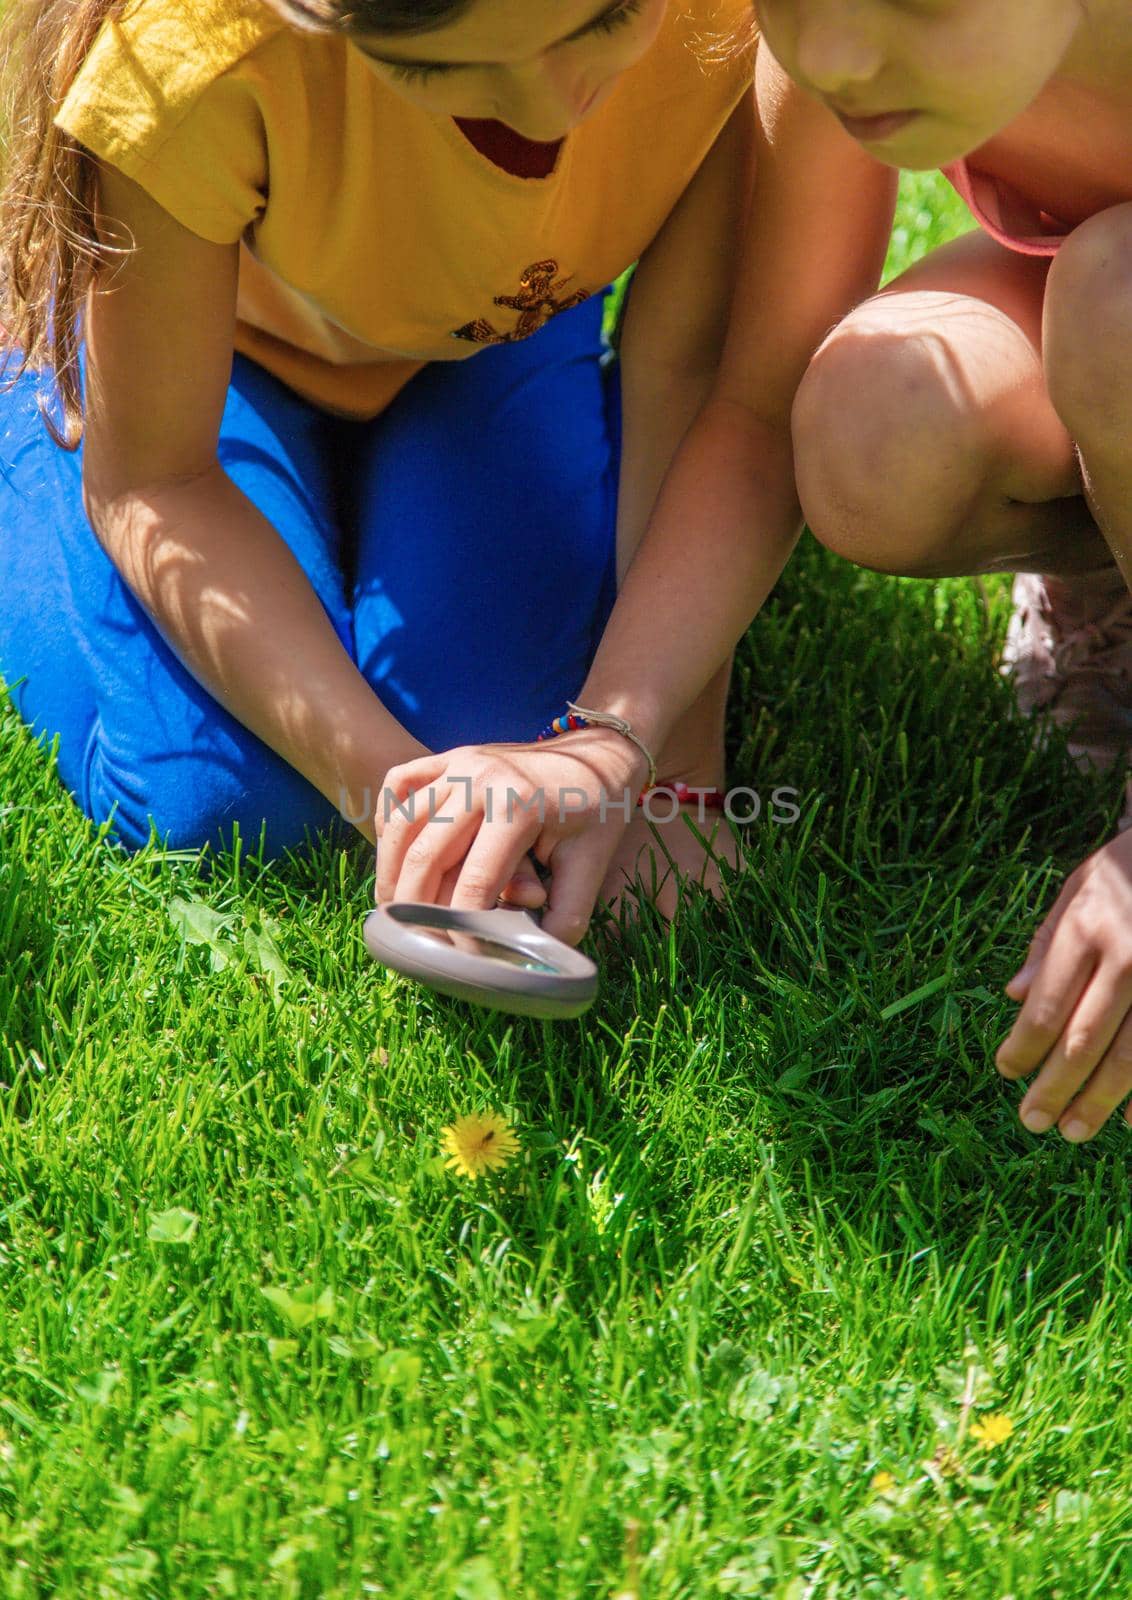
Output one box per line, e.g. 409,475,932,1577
874,126,985,172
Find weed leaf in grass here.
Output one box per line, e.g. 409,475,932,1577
243,918,292,1000
261,1283,335,1329
75,1368,122,1406
374,1349,422,1392
106,1547,159,1588
146,1206,199,1245
454,1557,504,1600
327,1333,382,1361
167,895,238,971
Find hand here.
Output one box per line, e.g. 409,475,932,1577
373,731,649,945
598,795,741,923
996,829,1132,1142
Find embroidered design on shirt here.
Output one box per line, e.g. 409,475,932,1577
452,260,590,345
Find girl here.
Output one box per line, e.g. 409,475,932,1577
0,0,757,914
378,2,1132,1144
760,0,1132,1148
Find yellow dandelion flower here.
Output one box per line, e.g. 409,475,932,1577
968,1413,1014,1450
871,1471,896,1494
440,1111,519,1179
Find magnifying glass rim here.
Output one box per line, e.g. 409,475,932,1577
362,902,598,1016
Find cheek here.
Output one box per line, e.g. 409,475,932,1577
599,0,669,78
641,0,672,48
941,13,1077,120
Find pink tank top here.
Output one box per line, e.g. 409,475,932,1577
942,159,1071,258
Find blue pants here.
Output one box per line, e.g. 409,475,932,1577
0,297,620,860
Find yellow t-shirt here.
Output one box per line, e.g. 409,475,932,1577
55,0,754,417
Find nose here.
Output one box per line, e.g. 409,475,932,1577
795,16,884,94
495,55,594,140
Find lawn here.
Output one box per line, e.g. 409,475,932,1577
2,172,1132,1598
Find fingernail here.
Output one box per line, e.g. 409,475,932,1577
1061,1119,1091,1144
1022,1108,1054,1134
1006,964,1034,990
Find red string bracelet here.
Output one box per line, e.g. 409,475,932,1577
637,782,727,812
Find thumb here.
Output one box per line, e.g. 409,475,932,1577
539,834,613,947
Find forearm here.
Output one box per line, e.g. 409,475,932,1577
611,94,755,583
613,344,717,585
84,462,429,841
578,51,898,760
578,393,802,754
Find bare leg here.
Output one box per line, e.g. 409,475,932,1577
791,228,1113,579
1043,204,1132,590
792,223,1132,781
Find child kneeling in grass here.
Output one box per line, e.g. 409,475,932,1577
381,0,1132,1146
0,0,762,918
766,0,1132,1148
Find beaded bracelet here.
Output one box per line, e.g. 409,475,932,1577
535,700,658,789
534,708,727,813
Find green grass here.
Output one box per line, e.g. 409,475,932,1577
3,172,1131,1598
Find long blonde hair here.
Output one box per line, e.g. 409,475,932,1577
0,0,132,447
0,0,475,448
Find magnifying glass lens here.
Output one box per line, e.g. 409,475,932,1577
363,903,598,1018
418,928,559,973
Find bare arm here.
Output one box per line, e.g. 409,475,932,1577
372,55,900,935
577,46,899,749
613,89,757,584
82,164,428,842
370,62,901,934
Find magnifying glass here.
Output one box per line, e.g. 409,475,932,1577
362,903,599,1019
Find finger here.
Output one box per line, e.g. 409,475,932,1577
375,781,449,903
1052,981,1132,1142
1004,903,1066,998
601,826,678,916
498,856,549,909
394,790,485,907
995,932,1095,1084
1004,968,1035,1002
374,757,448,836
1017,965,1132,1135
418,864,505,915
448,813,543,914
375,784,438,908
437,864,462,907
539,832,616,946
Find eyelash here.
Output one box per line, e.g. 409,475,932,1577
589,0,646,36
385,0,646,85
385,60,451,85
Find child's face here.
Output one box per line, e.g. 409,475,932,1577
351,0,668,143
753,0,1089,168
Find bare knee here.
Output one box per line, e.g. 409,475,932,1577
1045,205,1132,452
793,298,1011,575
